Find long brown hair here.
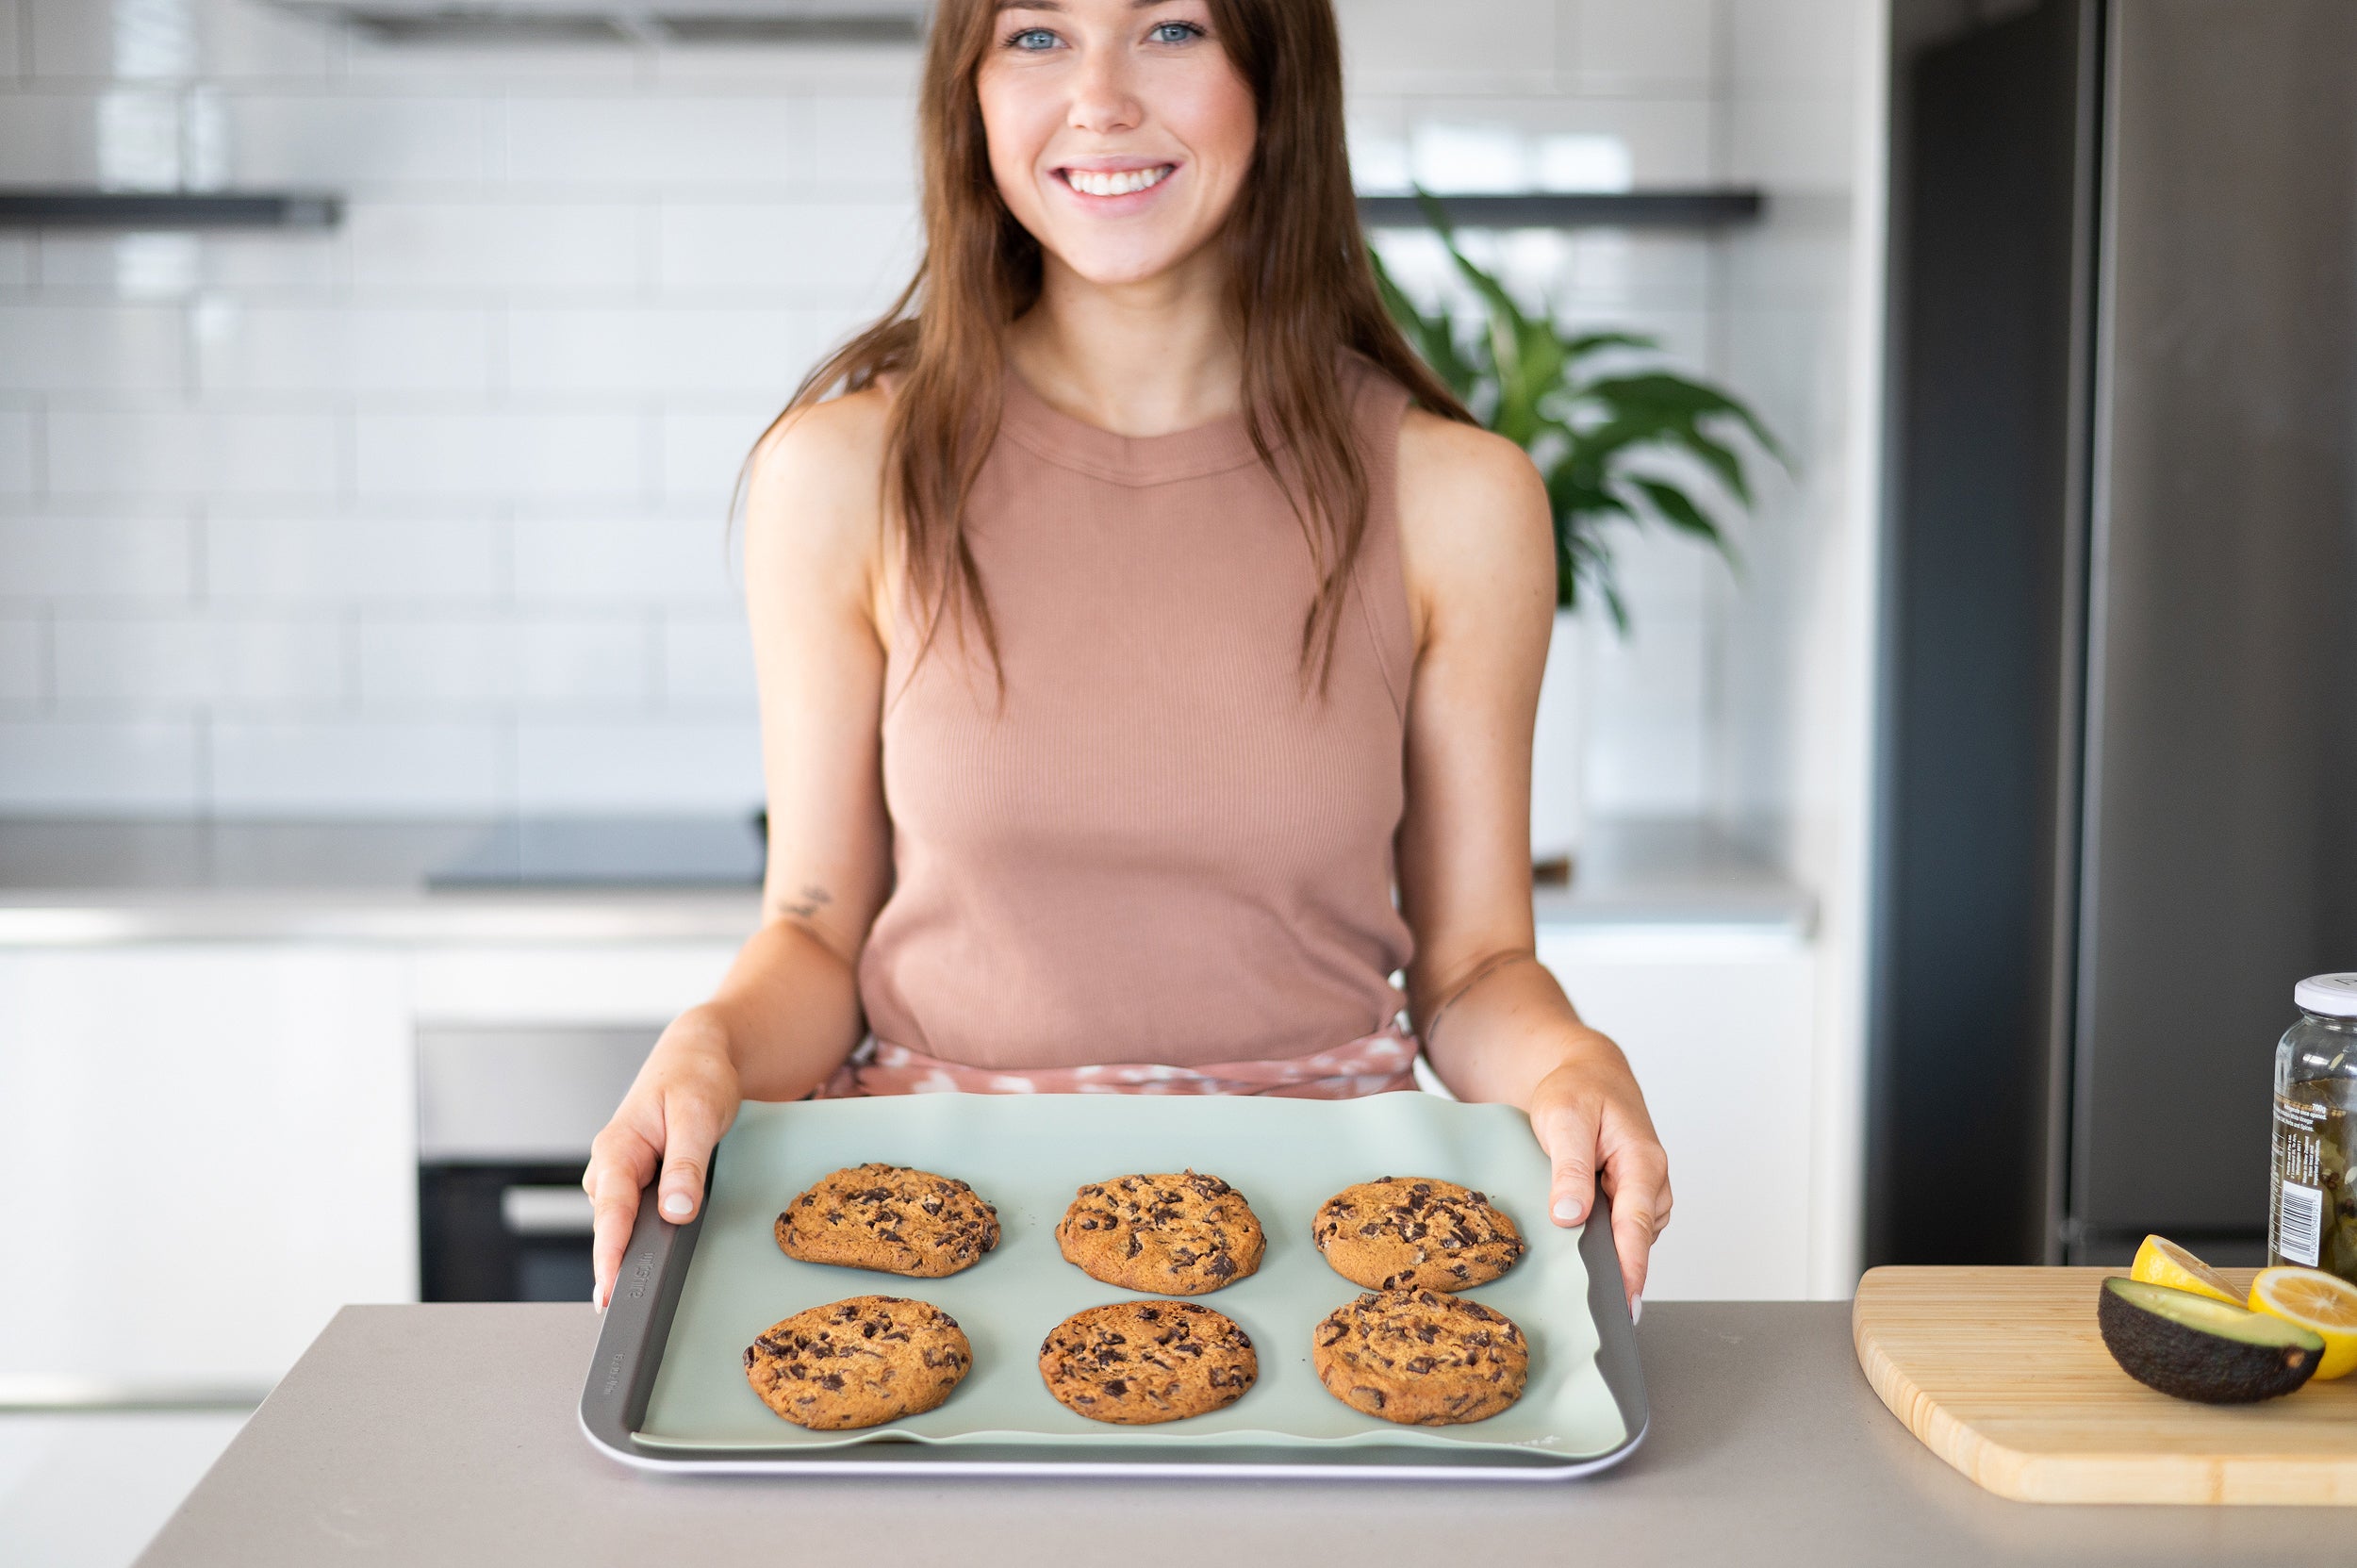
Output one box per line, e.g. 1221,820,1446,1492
736,0,1471,692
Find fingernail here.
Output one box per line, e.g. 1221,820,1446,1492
1552,1195,1583,1224
662,1192,693,1218
1630,1293,1643,1326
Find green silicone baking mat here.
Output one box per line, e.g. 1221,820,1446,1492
618,1092,1631,1461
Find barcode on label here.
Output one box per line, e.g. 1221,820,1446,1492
2279,1179,2325,1267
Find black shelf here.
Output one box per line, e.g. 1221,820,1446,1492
0,190,344,230
1356,190,1764,230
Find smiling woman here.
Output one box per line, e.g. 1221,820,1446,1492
584,0,1673,1322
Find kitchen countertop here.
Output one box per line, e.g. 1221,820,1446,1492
134,1301,2347,1567
0,816,1814,944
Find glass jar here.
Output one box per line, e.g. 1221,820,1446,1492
2269,973,2357,1282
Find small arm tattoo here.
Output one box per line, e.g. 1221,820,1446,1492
778,883,833,921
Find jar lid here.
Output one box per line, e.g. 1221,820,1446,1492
2294,973,2357,1017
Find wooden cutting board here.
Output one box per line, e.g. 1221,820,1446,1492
1854,1265,2357,1505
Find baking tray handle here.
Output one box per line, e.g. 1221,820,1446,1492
581,1163,710,1457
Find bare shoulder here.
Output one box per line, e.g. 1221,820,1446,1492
742,385,893,598
1393,405,1553,642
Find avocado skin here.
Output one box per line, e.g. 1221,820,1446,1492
2098,1279,2319,1404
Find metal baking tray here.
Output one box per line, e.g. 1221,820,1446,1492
580,1093,1647,1479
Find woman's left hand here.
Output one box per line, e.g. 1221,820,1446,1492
1523,1031,1672,1316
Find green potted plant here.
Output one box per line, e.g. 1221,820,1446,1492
1370,195,1786,876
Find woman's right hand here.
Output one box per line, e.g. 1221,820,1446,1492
584,1005,744,1311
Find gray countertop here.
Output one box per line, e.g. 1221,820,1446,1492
0,815,1813,944
136,1301,2346,1567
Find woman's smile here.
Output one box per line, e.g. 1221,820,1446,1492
1056,160,1180,201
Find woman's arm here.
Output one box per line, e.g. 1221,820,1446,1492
584,388,898,1309
1392,407,1673,1310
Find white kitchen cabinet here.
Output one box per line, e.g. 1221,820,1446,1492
0,910,1812,1405
1539,928,1818,1301
0,949,413,1392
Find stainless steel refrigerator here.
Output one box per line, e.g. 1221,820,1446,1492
1874,0,2357,1267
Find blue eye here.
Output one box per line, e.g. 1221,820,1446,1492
1007,26,1057,50
1148,21,1203,43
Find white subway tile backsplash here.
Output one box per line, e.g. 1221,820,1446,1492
0,94,104,182
345,200,643,293
355,615,515,705
1339,0,1559,93
0,305,188,391
660,407,782,510
193,304,496,393
39,231,202,298
513,512,737,604
353,409,645,499
224,92,495,184
1405,97,1719,189
661,610,754,708
1729,0,1864,92
357,613,649,707
0,718,202,811
0,0,1850,819
338,27,639,85
26,0,190,79
25,0,334,81
1586,712,1706,814
1344,95,1410,192
0,513,196,598
516,717,761,813
34,231,339,297
205,508,503,601
1590,608,1709,719
1727,97,1855,190
518,616,650,705
0,616,46,704
0,411,34,495
53,612,345,706
656,201,919,303
45,407,339,496
96,85,183,190
505,307,813,397
502,94,801,186
210,718,505,815
649,41,918,95
1572,0,1718,92
799,96,919,189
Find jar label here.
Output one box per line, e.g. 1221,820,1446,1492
2272,1092,2354,1279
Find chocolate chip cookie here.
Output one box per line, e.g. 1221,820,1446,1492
774,1164,999,1278
1054,1171,1265,1295
1313,1176,1525,1292
1038,1300,1259,1425
1311,1288,1528,1426
743,1296,973,1430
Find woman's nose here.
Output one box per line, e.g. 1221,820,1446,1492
1067,46,1144,136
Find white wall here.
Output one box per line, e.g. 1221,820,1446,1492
0,0,1871,837
0,0,918,816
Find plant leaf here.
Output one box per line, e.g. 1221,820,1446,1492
1559,330,1659,362
1668,425,1753,507
1626,476,1737,564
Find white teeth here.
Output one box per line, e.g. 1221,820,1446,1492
1066,165,1172,197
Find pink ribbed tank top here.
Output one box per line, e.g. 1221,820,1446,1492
855,353,1417,1072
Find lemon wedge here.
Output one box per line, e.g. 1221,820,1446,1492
2131,1235,2240,1306
2250,1267,2357,1380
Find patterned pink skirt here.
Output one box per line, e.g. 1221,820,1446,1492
814,1024,1421,1100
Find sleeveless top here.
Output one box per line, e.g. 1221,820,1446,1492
855,353,1418,1072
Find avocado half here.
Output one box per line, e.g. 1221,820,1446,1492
2097,1277,2325,1404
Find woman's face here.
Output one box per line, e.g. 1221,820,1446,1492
976,0,1259,289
